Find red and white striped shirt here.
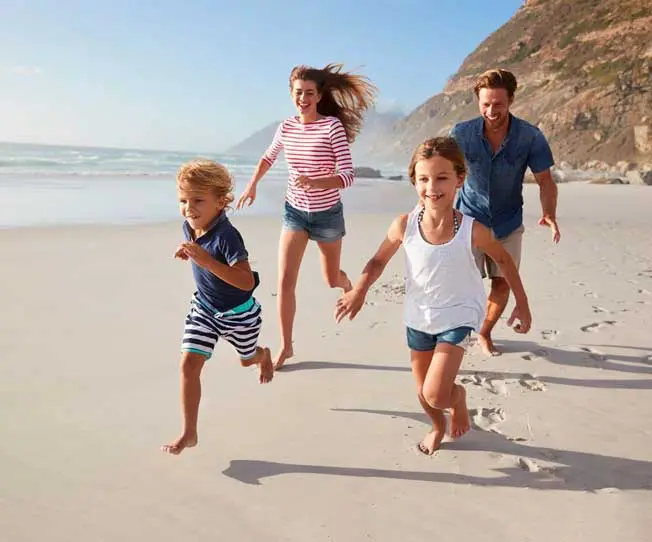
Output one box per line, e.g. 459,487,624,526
262,116,355,212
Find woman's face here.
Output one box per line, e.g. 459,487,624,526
291,79,321,116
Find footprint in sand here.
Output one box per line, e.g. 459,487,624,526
516,457,562,478
469,407,506,434
591,305,611,314
576,346,607,362
463,372,546,394
637,269,652,279
540,330,559,341
369,321,387,329
638,288,651,296
461,374,509,396
521,348,550,361
580,320,617,333
518,377,547,392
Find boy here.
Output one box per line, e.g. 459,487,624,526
162,160,273,455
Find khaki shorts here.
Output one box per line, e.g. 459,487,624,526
474,224,524,279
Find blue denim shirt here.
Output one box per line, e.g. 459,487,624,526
450,115,554,239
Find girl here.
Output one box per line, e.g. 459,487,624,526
334,137,532,455
236,63,376,369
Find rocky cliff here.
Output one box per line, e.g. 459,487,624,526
367,0,652,170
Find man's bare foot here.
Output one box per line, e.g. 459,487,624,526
478,334,501,357
417,428,445,455
258,347,274,383
450,385,470,439
274,346,294,370
161,432,198,455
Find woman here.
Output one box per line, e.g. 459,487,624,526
236,63,376,369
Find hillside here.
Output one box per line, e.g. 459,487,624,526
367,0,652,168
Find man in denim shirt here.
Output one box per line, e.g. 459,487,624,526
450,69,560,356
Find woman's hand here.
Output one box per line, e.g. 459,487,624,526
236,181,257,209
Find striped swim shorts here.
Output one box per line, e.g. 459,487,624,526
181,293,262,360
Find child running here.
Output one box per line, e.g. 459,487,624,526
334,137,531,455
162,160,273,456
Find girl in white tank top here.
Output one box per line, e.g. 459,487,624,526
335,137,531,455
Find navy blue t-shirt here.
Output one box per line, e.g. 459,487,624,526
182,212,258,312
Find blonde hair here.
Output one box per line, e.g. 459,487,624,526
176,159,234,207
408,137,466,184
290,63,377,143
474,68,518,99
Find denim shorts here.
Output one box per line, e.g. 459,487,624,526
406,326,473,351
283,200,346,242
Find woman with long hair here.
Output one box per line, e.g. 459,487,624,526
236,63,376,369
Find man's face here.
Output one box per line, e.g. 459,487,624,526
478,87,512,132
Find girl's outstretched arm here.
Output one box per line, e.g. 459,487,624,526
335,214,407,322
472,221,532,333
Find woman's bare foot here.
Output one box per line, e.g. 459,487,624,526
274,346,294,370
450,385,470,439
258,347,274,383
417,427,445,455
161,432,198,455
478,334,501,357
343,276,353,293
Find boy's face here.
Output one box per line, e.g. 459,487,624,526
178,186,225,233
413,156,464,212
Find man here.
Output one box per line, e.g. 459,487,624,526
450,69,560,356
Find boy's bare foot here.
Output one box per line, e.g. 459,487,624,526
417,428,445,455
240,357,257,368
161,432,198,455
450,385,470,439
274,346,294,370
478,334,501,357
258,347,274,383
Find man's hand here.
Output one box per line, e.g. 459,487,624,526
538,215,561,244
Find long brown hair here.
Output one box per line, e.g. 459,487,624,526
290,63,377,143
408,137,466,184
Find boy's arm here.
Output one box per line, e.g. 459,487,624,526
178,242,255,291
335,214,407,322
472,221,532,333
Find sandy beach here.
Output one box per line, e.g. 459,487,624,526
1,183,652,541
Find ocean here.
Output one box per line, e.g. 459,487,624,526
0,142,409,229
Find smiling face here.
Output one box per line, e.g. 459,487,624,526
291,79,321,117
413,156,464,211
478,87,512,132
178,185,225,235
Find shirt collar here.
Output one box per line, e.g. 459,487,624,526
183,210,227,240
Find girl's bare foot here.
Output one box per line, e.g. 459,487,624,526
478,334,501,357
274,346,294,370
450,385,470,439
258,347,274,383
417,428,445,455
161,432,198,455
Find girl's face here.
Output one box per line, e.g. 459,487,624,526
291,79,321,117
413,156,464,211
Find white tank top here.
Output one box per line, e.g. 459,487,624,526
403,208,486,335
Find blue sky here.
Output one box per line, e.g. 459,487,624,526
0,0,522,152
